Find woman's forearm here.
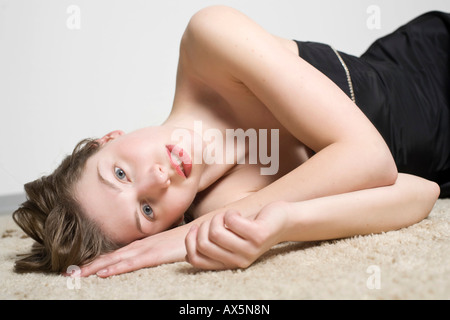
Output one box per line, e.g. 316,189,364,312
281,173,440,242
183,173,439,270
220,141,398,221
142,173,437,269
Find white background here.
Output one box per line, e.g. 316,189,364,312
1,0,450,197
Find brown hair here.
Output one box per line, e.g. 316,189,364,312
12,139,120,273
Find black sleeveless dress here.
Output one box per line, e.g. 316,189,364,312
295,11,450,198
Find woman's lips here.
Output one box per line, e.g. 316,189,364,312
166,145,192,178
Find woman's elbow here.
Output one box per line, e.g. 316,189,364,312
409,177,440,222
426,180,441,205
398,173,439,216
366,146,398,188
377,151,398,186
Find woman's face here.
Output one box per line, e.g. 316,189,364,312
75,126,199,245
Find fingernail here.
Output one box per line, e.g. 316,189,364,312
96,269,108,276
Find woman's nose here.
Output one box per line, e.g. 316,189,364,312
136,164,170,194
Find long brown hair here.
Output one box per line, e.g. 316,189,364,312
12,139,119,273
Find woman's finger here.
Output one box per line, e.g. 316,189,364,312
185,224,226,270
79,240,141,277
81,246,156,278
80,252,122,277
223,209,258,240
207,211,249,254
94,256,144,278
196,216,243,264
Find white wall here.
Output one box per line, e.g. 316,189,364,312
1,0,450,197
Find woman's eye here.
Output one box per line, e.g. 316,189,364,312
142,204,154,219
114,167,127,180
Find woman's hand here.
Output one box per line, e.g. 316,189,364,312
80,226,187,278
185,201,290,270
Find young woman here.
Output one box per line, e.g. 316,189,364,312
13,6,448,275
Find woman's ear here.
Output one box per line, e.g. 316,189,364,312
96,130,125,145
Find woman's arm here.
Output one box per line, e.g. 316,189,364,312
82,174,438,276
284,174,440,240
185,174,440,270
182,5,398,204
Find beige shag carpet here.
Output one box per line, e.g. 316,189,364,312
1,199,449,300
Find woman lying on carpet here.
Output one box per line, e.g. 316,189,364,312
13,6,449,276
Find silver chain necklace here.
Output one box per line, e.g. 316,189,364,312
331,47,356,103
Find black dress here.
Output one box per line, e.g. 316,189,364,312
295,11,450,198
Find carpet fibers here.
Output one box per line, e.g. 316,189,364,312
1,199,449,300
